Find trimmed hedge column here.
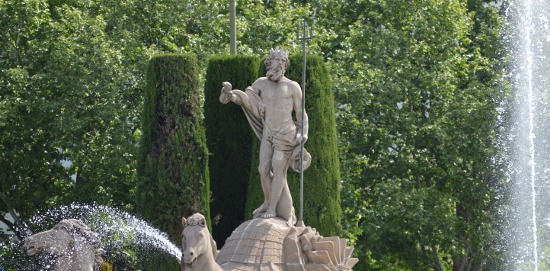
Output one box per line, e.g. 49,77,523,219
204,55,260,247
137,53,211,244
245,54,342,236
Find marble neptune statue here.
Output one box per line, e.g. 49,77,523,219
219,48,311,224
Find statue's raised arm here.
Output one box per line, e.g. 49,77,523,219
220,82,261,118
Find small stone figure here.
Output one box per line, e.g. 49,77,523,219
220,49,311,224
24,219,104,271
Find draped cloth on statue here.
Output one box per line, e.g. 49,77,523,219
235,87,311,172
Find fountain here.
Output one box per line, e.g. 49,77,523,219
502,0,550,269
1,203,181,270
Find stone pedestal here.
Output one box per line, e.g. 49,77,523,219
216,218,358,271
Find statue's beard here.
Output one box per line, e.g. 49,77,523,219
266,66,284,81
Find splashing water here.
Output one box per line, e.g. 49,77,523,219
14,204,182,270
502,0,550,269
27,203,182,261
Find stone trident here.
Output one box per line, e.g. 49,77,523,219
296,19,313,223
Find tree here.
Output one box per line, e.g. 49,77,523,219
234,0,314,55
332,0,505,270
0,1,510,269
0,0,60,237
0,0,226,234
40,4,140,205
0,0,140,235
137,53,211,240
203,55,260,247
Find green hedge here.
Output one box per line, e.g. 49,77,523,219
244,54,342,236
136,53,210,251
203,55,260,247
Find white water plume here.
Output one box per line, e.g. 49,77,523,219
502,0,550,269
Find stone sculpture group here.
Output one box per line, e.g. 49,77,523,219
181,213,358,271
191,48,356,271
24,49,357,271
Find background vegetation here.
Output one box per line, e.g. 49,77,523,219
136,54,210,270
1,0,509,270
203,55,259,247
137,54,210,241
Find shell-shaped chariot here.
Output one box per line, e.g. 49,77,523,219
216,218,358,271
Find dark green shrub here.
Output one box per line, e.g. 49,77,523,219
136,54,210,256
203,55,260,247
245,54,342,236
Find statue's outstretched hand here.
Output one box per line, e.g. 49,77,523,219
220,82,233,104
222,82,232,92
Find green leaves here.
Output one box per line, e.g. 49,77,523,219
0,0,507,269
235,0,313,55
0,0,140,227
332,0,505,269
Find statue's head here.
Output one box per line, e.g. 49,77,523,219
265,48,290,82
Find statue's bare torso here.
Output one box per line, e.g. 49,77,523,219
252,76,301,132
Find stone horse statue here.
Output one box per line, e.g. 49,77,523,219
25,219,104,271
181,213,222,271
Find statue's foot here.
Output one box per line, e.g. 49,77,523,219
262,210,276,219
252,202,269,216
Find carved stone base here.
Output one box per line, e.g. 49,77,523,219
216,218,358,271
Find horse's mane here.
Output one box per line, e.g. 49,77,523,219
54,219,104,270
185,213,207,227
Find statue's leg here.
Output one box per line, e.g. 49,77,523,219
262,150,288,219
254,136,274,217
276,179,293,222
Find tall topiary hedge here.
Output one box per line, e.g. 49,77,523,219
136,54,210,269
245,54,342,236
203,55,260,247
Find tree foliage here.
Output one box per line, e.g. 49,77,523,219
0,0,139,237
137,54,210,240
331,0,506,270
203,55,260,247
0,0,508,270
135,53,210,271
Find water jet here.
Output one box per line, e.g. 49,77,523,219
502,0,550,269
